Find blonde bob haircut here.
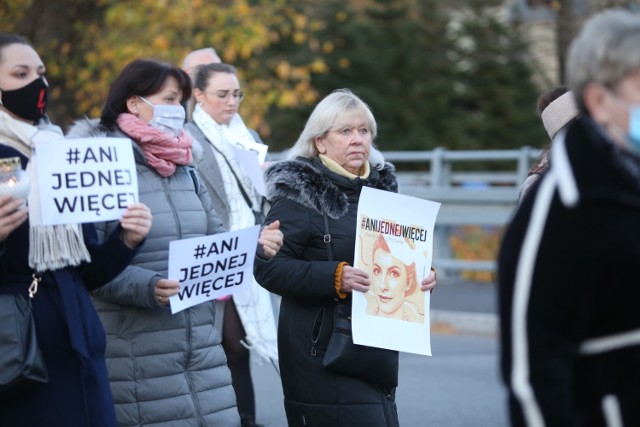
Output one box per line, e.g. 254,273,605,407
288,89,383,166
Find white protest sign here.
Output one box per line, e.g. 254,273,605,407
35,137,138,225
222,114,268,165
168,225,261,314
231,138,268,165
230,144,267,197
352,187,441,356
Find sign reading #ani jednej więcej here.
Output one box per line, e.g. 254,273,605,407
35,137,138,225
352,186,441,356
167,225,261,314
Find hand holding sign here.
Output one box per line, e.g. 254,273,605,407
340,265,371,294
155,278,180,307
352,187,441,356
421,269,437,293
168,226,261,313
119,202,153,249
258,220,283,258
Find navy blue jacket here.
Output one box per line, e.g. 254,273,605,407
0,146,139,427
499,117,640,427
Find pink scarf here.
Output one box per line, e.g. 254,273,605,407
116,113,193,177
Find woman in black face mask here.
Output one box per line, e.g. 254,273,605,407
0,40,48,124
0,33,153,426
0,71,48,124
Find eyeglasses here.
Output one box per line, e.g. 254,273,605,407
204,90,245,102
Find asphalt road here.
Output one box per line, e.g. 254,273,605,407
252,333,508,427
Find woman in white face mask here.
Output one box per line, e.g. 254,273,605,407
184,62,278,427
67,58,283,427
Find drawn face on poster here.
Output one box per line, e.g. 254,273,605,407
360,232,426,323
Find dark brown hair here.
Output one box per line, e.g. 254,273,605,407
536,86,570,115
192,63,237,91
0,33,31,63
100,59,191,130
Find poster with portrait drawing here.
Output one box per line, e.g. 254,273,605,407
352,187,441,356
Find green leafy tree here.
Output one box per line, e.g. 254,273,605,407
447,1,546,150
265,0,541,152
308,0,459,151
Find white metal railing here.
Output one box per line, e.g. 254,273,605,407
269,147,544,275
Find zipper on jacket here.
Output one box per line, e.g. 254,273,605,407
183,310,205,426
310,307,325,357
161,178,183,240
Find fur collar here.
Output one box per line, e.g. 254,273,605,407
265,157,397,219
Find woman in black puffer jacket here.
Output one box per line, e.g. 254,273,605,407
254,89,436,427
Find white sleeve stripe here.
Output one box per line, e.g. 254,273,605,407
602,395,623,427
510,167,559,427
580,328,640,355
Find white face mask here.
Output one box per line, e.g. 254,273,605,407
140,96,185,138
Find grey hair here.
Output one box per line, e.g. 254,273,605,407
182,47,221,71
566,9,640,112
288,89,380,166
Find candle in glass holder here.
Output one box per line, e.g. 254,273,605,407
0,157,30,200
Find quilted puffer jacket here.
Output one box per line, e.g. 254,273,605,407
68,119,239,427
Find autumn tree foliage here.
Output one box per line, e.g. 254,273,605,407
5,0,630,151
0,0,326,136
265,0,545,151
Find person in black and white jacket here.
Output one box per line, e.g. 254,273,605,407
499,9,640,427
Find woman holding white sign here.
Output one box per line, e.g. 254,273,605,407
254,89,436,427
185,62,277,427
68,58,282,427
0,33,152,427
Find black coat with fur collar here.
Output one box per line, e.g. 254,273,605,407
255,156,399,427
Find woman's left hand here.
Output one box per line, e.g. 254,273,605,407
259,220,283,258
421,268,437,293
120,203,153,249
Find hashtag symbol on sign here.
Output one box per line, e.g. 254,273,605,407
361,216,366,229
66,148,81,164
193,244,206,259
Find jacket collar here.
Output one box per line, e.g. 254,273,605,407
264,156,397,219
552,116,640,208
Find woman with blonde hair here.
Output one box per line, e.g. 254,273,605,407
254,89,436,426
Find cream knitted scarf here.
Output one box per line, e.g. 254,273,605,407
0,110,90,272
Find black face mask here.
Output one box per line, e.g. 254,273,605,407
0,77,48,123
